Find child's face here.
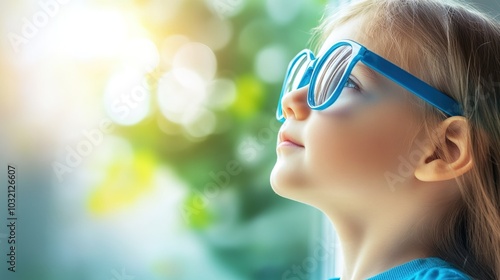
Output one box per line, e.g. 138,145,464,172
270,18,424,207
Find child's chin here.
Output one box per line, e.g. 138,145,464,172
270,164,311,201
269,161,296,195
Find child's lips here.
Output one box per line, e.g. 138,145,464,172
278,130,304,148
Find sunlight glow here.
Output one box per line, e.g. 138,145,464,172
49,8,146,60
121,38,160,72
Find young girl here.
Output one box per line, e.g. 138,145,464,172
270,0,500,279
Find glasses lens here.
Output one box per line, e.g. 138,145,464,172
284,53,310,94
313,45,353,106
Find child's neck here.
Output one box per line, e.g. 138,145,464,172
324,202,437,280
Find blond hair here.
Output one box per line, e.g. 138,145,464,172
313,0,500,279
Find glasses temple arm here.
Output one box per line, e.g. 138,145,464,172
360,50,463,116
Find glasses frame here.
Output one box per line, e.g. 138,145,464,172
276,39,463,122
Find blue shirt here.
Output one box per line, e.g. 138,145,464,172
329,257,471,280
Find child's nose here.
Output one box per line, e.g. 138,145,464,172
281,86,310,121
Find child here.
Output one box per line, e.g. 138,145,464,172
270,0,500,279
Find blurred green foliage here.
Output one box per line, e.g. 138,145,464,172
109,0,330,278
120,0,329,278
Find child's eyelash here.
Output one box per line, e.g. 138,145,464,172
344,77,361,91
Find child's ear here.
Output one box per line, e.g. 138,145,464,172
414,116,474,182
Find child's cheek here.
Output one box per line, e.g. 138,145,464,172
306,104,417,190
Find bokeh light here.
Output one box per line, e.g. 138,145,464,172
265,0,304,24
104,68,152,126
206,78,237,110
195,17,233,51
255,44,289,84
172,42,217,82
157,70,207,124
160,34,191,67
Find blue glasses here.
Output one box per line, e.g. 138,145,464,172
276,39,463,122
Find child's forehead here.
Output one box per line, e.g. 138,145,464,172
317,16,376,57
